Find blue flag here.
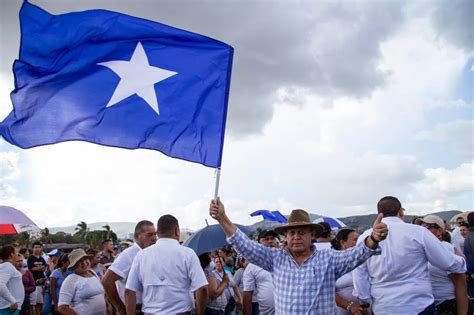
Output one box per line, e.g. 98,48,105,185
0,2,233,168
250,210,288,223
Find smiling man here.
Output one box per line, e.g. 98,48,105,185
209,198,388,314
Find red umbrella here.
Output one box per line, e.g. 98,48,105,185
0,205,39,234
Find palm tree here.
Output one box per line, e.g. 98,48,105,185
40,227,51,245
74,221,89,241
102,224,111,239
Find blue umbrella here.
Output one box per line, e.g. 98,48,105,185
313,217,347,230
183,224,254,256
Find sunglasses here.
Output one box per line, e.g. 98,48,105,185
422,223,440,230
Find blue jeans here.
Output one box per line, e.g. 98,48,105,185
0,309,20,315
41,291,53,314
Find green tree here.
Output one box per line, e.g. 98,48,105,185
74,221,89,242
17,232,30,247
41,228,51,243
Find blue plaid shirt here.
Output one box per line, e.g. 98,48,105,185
227,229,381,314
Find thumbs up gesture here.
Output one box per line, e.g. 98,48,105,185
371,213,388,242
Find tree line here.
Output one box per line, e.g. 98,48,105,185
0,221,118,248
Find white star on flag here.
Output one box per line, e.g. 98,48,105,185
98,42,178,115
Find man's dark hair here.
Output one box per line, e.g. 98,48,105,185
19,248,29,255
32,241,43,248
157,214,179,236
198,253,211,270
0,245,16,260
467,212,474,227
377,196,402,217
102,239,112,246
134,220,154,237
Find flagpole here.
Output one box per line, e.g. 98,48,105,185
213,168,221,200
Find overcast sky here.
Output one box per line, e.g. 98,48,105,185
0,0,472,230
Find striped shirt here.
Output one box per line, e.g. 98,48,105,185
227,229,380,314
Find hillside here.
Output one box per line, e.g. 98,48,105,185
48,210,463,238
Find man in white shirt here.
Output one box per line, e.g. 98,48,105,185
102,220,157,315
125,215,208,315
242,230,278,315
451,216,467,253
353,196,466,315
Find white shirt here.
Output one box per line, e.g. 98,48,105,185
314,242,332,250
108,243,142,303
335,272,357,315
126,238,208,314
243,263,275,315
353,217,466,314
58,272,106,315
451,228,465,253
429,241,456,304
0,262,25,309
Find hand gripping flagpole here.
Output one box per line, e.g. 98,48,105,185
211,168,221,219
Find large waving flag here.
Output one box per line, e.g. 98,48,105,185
0,2,233,168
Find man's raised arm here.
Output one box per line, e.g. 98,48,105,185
209,197,237,237
209,198,274,272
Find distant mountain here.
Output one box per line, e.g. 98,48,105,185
49,210,462,239
249,210,462,233
340,210,462,232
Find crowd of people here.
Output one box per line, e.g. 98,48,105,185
0,195,472,314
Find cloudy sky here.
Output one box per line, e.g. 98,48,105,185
0,0,472,231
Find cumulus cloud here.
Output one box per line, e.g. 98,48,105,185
405,162,474,213
0,151,20,201
0,0,405,136
0,183,16,199
0,151,20,180
416,120,474,159
0,0,471,229
430,0,474,53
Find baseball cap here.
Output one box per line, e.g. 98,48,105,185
46,249,62,257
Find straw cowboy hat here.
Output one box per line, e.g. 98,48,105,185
68,248,91,268
274,209,323,236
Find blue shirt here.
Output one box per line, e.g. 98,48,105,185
50,268,73,299
228,229,380,314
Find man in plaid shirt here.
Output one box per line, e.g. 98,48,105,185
209,198,388,314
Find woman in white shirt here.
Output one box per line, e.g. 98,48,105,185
58,249,106,315
0,245,24,315
332,229,364,315
416,215,468,314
